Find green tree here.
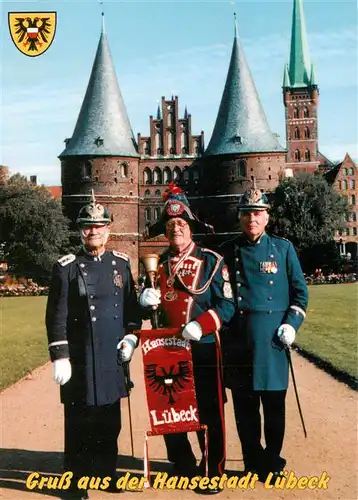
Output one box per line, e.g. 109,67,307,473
0,174,70,283
268,173,347,273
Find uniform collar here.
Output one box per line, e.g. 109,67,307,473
244,231,267,246
82,246,106,261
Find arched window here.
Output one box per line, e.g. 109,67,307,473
153,167,162,185
303,107,309,118
343,180,348,190
338,180,342,190
155,133,161,150
144,208,151,221
83,162,92,179
173,167,181,182
144,189,151,197
154,207,161,220
294,127,300,139
293,107,299,118
350,179,355,189
155,189,161,197
343,168,348,175
304,149,310,161
238,159,246,177
143,142,149,155
294,149,300,162
120,162,128,178
167,113,173,127
193,169,200,183
182,167,190,184
163,167,171,184
144,168,152,185
304,127,310,139
350,195,356,205
181,132,188,150
349,168,354,175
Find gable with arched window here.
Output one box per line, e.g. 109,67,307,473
182,167,190,184
144,168,152,185
153,167,162,185
173,167,181,182
163,167,172,184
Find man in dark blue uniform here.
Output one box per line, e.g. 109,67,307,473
140,184,235,494
46,192,141,499
220,185,308,482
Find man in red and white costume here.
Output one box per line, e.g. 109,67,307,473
140,184,235,494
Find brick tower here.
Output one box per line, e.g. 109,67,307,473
59,16,140,268
282,0,320,174
196,15,286,232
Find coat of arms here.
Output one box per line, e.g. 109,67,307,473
8,12,57,57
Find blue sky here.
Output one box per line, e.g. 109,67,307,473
1,0,357,185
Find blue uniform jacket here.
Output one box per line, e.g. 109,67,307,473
45,249,142,406
221,232,308,390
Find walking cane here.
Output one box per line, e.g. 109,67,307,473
123,361,135,457
286,347,307,438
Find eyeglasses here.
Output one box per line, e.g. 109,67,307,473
166,219,189,230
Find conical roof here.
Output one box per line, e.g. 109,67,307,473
205,17,284,156
287,0,315,87
60,20,139,158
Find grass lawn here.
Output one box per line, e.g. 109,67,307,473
0,285,357,390
0,296,48,390
297,283,358,379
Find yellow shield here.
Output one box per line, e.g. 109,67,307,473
8,12,57,57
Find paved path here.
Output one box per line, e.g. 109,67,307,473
1,343,357,500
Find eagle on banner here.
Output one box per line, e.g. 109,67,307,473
145,361,191,404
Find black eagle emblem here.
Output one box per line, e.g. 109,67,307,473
14,17,52,52
145,361,191,404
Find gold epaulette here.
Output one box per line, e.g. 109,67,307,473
112,250,129,262
57,254,76,267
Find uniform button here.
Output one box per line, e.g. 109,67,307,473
237,283,241,288
182,311,186,315
114,270,118,275
184,299,189,303
114,303,118,307
236,270,240,275
114,315,118,319
92,317,97,322
80,263,85,268
114,292,118,296
112,260,116,265
235,258,239,262
94,257,98,262
90,295,94,299
270,254,274,258
181,324,185,327
90,305,95,310
268,297,272,301
269,280,273,285
239,310,244,315
268,311,272,314
238,297,242,301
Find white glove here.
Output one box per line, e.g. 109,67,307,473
117,334,137,362
53,358,72,385
182,321,203,342
139,288,161,309
277,324,296,347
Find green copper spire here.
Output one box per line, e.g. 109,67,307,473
310,63,317,86
287,0,313,87
283,64,291,87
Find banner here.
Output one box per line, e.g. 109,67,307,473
139,328,201,435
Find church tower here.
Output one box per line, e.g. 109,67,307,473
59,16,140,266
283,0,319,174
198,15,286,231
